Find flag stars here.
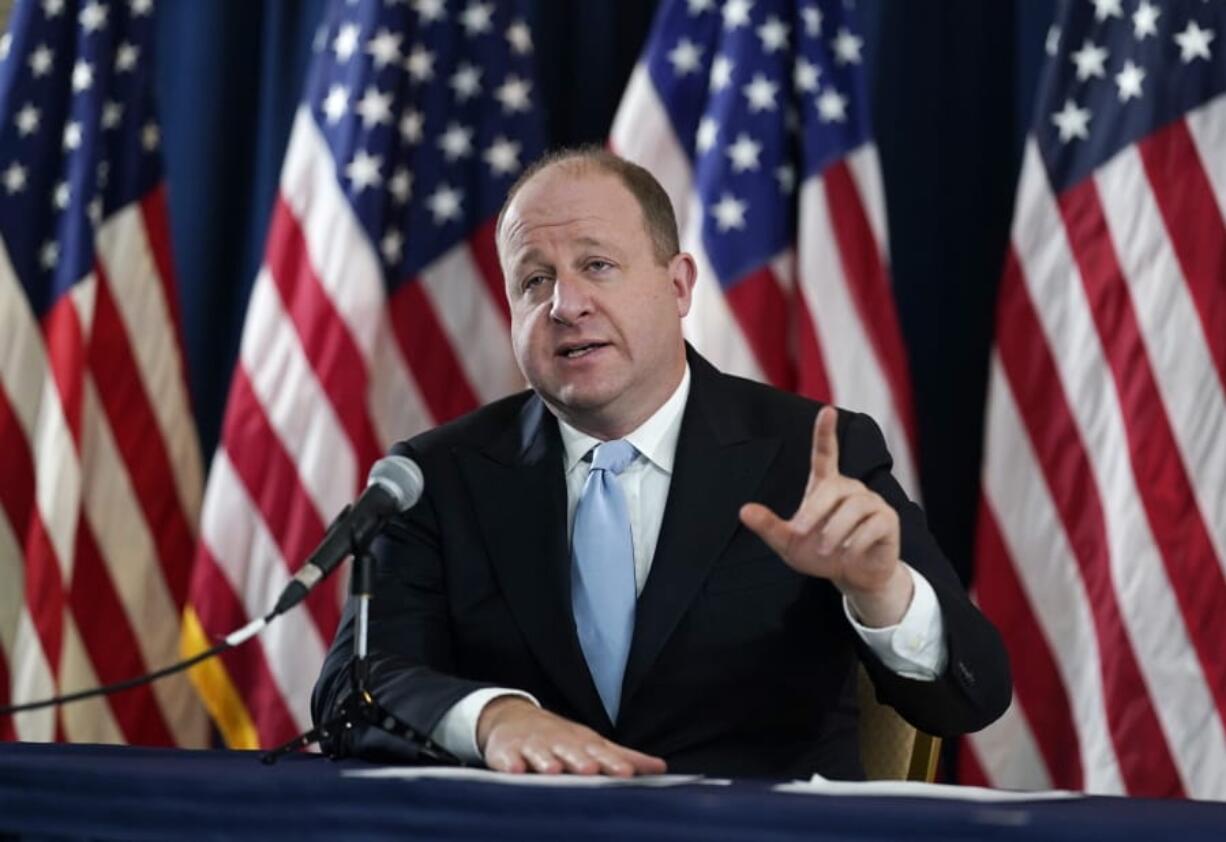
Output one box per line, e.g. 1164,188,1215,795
484,136,521,176
742,73,778,112
3,163,27,194
1132,1,1159,40
79,1,108,33
71,60,94,92
333,23,361,62
115,42,139,73
816,87,847,123
87,197,102,226
405,45,435,82
345,149,382,191
722,0,753,31
695,116,718,154
438,122,473,161
709,54,733,91
495,75,532,113
355,86,393,127
1174,21,1214,63
53,180,70,209
1071,40,1108,81
687,0,714,14
1114,60,1145,102
413,0,446,23
794,57,820,93
14,104,39,136
450,63,482,101
39,240,58,270
0,34,10,61
832,28,863,64
380,230,403,264
28,44,54,77
668,38,703,76
399,108,424,143
129,0,154,17
460,2,494,36
506,20,533,55
322,84,348,124
101,101,123,130
141,121,160,151
711,192,747,231
1046,25,1061,57
1051,98,1091,142
42,0,65,19
63,121,82,150
427,183,463,224
800,5,822,36
775,164,796,194
365,29,402,69
725,132,761,172
389,167,412,203
1091,0,1122,22
756,16,789,53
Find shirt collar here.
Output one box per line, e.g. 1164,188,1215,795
558,364,691,475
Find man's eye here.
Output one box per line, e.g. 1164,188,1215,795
522,275,547,292
587,260,611,272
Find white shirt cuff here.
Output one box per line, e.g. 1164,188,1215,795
428,687,539,763
843,563,948,681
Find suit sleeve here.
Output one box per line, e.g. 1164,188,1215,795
838,410,1012,737
310,442,495,762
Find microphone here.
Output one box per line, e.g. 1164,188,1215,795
271,455,424,617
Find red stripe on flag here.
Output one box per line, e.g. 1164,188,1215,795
23,517,65,684
469,218,511,324
139,187,195,400
89,268,195,607
976,500,1083,789
39,296,86,447
190,547,300,746
1059,180,1226,723
387,279,480,424
725,266,795,390
1137,120,1226,392
264,197,383,479
996,246,1182,796
220,368,340,641
823,161,918,448
69,519,176,746
0,383,38,738
793,289,833,403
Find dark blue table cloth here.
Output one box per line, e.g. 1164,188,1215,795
1,742,1222,839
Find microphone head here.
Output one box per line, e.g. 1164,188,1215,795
367,455,424,512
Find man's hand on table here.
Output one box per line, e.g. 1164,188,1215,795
476,696,667,777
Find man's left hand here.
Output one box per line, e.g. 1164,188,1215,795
739,406,912,627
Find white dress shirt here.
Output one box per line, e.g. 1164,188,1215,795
430,365,947,762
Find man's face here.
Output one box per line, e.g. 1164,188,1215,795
499,166,695,437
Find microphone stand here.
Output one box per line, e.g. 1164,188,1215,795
261,536,460,766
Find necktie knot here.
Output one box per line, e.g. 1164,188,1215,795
590,439,637,475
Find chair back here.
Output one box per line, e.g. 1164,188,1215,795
856,665,941,782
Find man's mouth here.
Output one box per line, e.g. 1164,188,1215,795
557,341,609,359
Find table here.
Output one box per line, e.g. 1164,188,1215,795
1,742,1222,839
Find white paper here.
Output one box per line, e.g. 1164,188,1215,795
345,766,704,788
775,776,1081,802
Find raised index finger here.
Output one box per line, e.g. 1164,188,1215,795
810,406,839,482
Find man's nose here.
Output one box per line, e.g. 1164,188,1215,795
549,274,593,324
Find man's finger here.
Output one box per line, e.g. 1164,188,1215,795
621,747,669,775
552,743,600,775
522,742,563,774
584,744,635,778
487,746,527,774
810,406,839,482
739,503,792,557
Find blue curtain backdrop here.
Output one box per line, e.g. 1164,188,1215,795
155,0,1060,583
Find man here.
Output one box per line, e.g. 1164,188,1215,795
312,148,1010,779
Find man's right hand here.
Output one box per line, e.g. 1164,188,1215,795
476,696,667,777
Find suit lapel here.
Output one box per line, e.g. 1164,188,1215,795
455,395,611,730
620,353,779,709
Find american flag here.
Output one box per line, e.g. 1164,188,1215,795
184,0,545,748
610,0,920,500
966,0,1226,798
0,0,207,746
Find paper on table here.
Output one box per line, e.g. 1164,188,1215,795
775,776,1081,802
345,766,704,787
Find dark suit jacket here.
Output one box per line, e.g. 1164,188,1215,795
312,349,1011,779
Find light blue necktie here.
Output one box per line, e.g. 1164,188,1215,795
571,439,638,723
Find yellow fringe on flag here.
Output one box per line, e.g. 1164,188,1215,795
180,606,260,749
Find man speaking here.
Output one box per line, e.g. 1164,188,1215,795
312,148,1011,779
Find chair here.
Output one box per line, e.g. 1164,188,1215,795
856,665,941,782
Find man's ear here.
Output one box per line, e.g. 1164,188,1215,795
669,252,698,317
